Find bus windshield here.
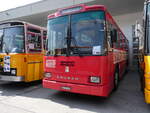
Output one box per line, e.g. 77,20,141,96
47,11,105,56
0,26,24,53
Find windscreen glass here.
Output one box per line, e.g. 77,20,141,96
0,26,24,53
47,11,105,56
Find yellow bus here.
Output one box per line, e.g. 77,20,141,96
0,21,46,82
139,0,150,104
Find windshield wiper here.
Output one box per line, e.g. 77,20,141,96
66,22,71,57
3,42,9,55
66,16,82,57
0,34,9,54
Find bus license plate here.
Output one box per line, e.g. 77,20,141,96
61,86,71,90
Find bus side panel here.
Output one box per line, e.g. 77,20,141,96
26,54,43,82
11,54,27,77
144,56,150,103
26,62,34,81
107,52,115,91
0,54,27,82
145,89,150,103
119,60,126,78
0,54,27,76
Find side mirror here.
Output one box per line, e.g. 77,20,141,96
110,29,117,43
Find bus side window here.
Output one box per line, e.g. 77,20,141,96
120,34,125,50
107,21,118,48
27,27,42,53
115,30,120,48
110,28,117,48
117,32,122,49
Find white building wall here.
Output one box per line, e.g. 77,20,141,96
114,12,143,68
0,0,94,22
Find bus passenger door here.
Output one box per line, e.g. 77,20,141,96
26,31,43,82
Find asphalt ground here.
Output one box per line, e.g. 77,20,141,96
0,70,149,113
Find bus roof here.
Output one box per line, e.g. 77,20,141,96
48,4,107,19
106,11,127,39
0,20,46,31
47,4,127,41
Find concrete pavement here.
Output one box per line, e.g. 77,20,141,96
0,70,149,113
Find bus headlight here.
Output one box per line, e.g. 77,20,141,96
44,72,52,78
11,69,16,75
90,76,100,83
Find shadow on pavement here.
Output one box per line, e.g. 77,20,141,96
0,70,149,113
0,80,42,96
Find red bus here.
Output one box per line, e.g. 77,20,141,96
43,4,128,97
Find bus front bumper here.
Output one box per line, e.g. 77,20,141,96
145,89,150,104
43,79,110,97
0,75,24,82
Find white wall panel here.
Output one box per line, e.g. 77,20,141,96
114,12,143,68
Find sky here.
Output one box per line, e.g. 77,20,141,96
0,0,42,12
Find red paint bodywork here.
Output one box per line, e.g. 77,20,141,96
43,56,115,97
43,4,128,97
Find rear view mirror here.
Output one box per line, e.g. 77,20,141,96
110,29,117,43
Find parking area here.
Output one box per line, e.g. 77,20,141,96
0,70,149,113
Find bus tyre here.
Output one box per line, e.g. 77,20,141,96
113,69,119,91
